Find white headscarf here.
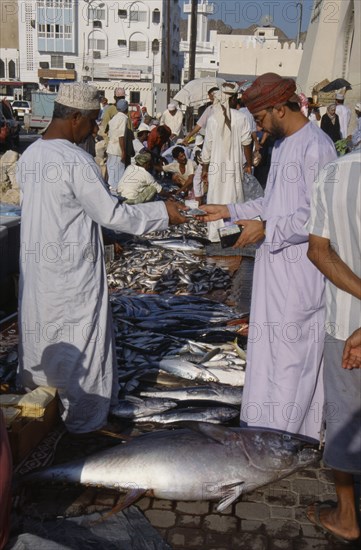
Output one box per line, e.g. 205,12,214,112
212,82,237,158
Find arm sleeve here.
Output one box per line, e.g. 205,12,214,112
265,140,337,252
70,155,169,234
228,197,264,220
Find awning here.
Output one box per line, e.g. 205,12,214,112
45,79,74,85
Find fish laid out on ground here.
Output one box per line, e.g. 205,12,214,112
140,384,243,406
134,406,239,425
23,423,320,512
156,358,220,383
109,396,178,419
148,237,205,252
107,244,231,295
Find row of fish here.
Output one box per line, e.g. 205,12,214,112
108,292,247,425
107,222,247,427
107,243,231,295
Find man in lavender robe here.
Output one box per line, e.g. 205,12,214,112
199,73,337,441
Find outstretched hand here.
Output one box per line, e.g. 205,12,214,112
165,199,188,225
195,204,230,222
342,327,361,369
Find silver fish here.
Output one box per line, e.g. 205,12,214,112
204,366,246,387
149,238,204,252
24,424,320,512
135,406,239,424
140,385,243,406
158,358,219,383
110,396,178,419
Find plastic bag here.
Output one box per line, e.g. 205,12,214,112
243,172,264,202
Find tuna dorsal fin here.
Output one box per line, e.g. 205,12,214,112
216,482,245,512
186,422,240,445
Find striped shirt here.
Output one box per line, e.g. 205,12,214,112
309,150,361,340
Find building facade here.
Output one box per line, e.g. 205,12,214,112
15,0,180,88
0,0,20,80
219,29,303,79
297,0,360,99
180,0,304,83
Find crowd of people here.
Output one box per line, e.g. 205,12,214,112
0,74,360,548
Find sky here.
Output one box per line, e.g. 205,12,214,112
179,0,315,38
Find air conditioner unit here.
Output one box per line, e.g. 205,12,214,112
39,62,49,69
65,62,75,69
93,51,101,59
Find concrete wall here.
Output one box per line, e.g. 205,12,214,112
219,39,303,79
0,0,19,49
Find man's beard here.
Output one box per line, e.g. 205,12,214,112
268,122,285,140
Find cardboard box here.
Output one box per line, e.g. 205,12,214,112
7,395,60,464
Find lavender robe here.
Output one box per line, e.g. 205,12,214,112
228,123,337,440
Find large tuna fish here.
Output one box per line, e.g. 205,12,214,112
23,424,320,512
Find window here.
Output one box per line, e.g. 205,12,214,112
64,24,72,38
89,8,105,21
55,24,63,38
46,24,55,38
51,55,63,68
118,39,126,47
130,91,140,103
38,23,46,37
152,8,160,24
93,21,102,29
0,59,5,78
89,38,106,50
8,60,16,78
130,10,147,22
118,9,127,18
151,39,159,54
129,40,146,52
39,61,50,68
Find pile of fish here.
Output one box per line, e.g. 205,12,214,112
110,293,248,426
107,244,231,295
24,423,321,511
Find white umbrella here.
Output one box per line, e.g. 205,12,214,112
173,77,226,107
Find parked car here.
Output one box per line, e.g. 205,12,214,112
11,100,32,121
0,99,20,147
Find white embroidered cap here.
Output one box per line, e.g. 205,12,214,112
56,83,101,110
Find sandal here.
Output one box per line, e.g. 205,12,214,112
307,501,360,545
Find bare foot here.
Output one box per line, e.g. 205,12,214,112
307,502,360,542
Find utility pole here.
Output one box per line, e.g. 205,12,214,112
185,0,198,131
166,0,171,104
296,0,304,48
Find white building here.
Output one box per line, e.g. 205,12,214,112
17,0,181,90
219,29,303,79
180,0,218,82
180,0,304,83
